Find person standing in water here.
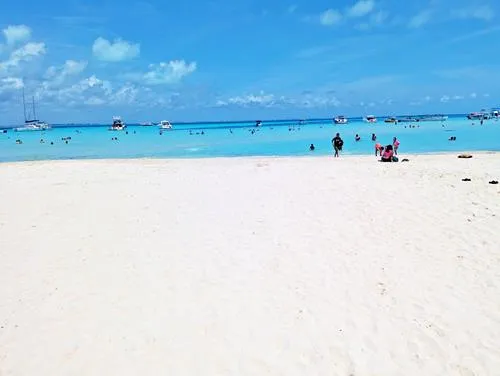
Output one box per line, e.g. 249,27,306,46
372,133,377,141
332,133,343,158
393,137,400,155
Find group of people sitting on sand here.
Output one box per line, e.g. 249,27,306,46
375,137,400,162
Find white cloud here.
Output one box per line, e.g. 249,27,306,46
320,9,342,26
452,5,494,21
0,42,46,73
84,96,106,106
215,91,341,109
483,93,490,97
45,60,87,85
225,91,276,106
0,77,24,91
470,92,477,98
453,95,464,100
424,95,431,101
356,10,388,29
110,84,138,105
137,60,197,85
409,10,432,28
440,95,450,103
92,37,140,62
2,25,31,46
347,0,375,18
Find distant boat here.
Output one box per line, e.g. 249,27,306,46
418,114,448,122
384,117,397,123
364,115,377,123
492,109,500,118
255,120,262,127
396,116,416,123
141,122,153,126
334,116,348,125
159,120,172,129
467,111,490,120
110,116,126,131
15,89,51,132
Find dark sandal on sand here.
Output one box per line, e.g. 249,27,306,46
489,180,499,185
462,178,471,182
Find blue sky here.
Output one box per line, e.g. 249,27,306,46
0,0,499,123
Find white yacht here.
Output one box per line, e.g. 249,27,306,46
14,91,51,131
334,115,348,124
364,115,377,123
110,116,126,131
159,120,173,129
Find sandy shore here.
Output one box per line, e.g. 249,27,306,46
1,154,500,375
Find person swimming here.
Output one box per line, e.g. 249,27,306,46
309,144,315,151
371,133,376,141
355,134,361,142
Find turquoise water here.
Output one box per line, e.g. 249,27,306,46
1,116,499,162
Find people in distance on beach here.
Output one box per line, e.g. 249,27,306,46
393,137,400,155
355,134,361,142
15,139,22,144
381,145,394,162
331,133,343,158
309,143,315,151
371,133,376,141
40,139,44,144
375,143,384,156
449,136,457,141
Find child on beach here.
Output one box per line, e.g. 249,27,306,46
375,143,384,156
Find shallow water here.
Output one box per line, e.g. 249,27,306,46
1,116,499,162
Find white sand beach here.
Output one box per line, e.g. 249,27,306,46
1,153,500,375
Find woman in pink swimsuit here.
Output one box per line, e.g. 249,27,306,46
393,137,400,155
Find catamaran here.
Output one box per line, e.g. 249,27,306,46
15,90,51,131
110,116,126,131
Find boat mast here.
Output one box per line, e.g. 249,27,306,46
32,96,37,120
22,87,27,122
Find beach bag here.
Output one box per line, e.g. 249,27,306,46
392,156,399,162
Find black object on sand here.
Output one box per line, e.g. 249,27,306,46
462,178,471,182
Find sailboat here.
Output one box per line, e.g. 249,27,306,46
15,89,51,131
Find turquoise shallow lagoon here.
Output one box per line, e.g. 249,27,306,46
1,116,499,162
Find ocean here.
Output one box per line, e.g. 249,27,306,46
1,116,499,162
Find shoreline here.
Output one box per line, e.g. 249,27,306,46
1,150,498,166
